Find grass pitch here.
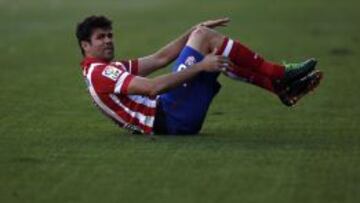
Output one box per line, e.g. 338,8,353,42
0,0,359,202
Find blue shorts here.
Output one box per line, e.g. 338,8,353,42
157,46,221,134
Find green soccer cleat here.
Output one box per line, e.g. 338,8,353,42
276,70,323,107
283,58,318,84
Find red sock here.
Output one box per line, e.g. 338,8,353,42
225,65,275,93
217,38,285,80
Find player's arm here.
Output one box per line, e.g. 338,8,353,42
136,18,230,77
128,50,230,96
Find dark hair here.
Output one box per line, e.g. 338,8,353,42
76,15,112,55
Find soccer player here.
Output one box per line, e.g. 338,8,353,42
76,16,322,135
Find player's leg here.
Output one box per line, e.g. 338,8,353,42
200,28,316,82
157,28,222,134
223,61,323,106
191,26,322,106
185,27,277,91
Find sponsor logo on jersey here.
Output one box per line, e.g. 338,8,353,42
102,65,121,81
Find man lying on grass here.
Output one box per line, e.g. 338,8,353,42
76,15,322,135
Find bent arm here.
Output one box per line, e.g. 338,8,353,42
137,28,194,76
127,50,231,97
128,63,202,96
137,18,230,77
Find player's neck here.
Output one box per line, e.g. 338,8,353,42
84,55,111,63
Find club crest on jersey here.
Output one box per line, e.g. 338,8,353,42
102,65,121,81
185,56,196,66
177,56,196,72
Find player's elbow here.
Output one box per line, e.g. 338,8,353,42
128,77,162,97
153,52,171,67
144,80,163,97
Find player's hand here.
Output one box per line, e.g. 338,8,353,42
199,48,232,72
197,17,230,29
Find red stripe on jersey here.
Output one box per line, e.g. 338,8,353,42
121,74,134,95
119,59,139,75
91,66,117,93
119,96,156,117
98,94,154,133
131,59,139,75
99,104,152,133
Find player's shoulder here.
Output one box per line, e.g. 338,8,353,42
89,61,126,74
111,59,135,69
87,63,126,82
82,57,137,77
112,59,139,75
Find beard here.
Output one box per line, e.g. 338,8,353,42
102,47,114,61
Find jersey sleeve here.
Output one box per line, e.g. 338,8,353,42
91,65,135,95
120,59,139,75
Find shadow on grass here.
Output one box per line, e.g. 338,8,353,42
108,129,356,152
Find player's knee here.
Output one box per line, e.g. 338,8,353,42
190,26,210,39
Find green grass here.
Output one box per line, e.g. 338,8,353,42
1,0,360,202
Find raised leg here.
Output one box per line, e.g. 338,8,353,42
185,26,322,107
158,28,222,134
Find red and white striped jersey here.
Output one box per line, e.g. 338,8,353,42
80,57,157,134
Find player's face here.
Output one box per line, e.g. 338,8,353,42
83,28,115,61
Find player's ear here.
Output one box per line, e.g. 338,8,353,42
81,41,91,52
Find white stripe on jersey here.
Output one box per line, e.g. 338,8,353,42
128,95,157,108
129,60,132,73
223,39,234,57
112,61,127,70
109,94,154,128
114,72,131,94
86,63,143,133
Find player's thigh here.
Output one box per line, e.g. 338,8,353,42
187,26,225,54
